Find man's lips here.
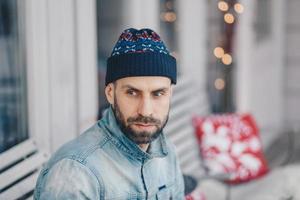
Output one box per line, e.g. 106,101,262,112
134,123,155,127
132,123,157,130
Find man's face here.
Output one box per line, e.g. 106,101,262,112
105,76,172,144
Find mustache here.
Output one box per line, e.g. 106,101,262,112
127,115,161,125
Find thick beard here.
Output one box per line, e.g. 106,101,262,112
112,97,169,144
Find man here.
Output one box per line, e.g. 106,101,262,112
34,28,184,200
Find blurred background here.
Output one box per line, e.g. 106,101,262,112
0,0,299,157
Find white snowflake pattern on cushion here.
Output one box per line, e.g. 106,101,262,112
193,113,269,184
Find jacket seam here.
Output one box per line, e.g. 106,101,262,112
76,135,110,163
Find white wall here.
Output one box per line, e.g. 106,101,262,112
25,0,98,153
177,0,207,88
284,0,300,132
121,0,160,31
235,0,285,146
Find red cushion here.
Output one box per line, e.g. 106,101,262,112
193,113,269,184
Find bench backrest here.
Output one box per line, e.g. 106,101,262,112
0,139,48,199
164,77,209,180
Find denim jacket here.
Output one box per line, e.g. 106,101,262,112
34,107,184,200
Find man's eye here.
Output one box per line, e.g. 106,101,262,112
127,90,137,96
153,91,164,97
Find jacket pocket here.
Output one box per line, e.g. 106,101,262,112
156,186,172,200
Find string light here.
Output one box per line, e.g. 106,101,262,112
215,78,225,90
234,3,244,14
224,13,235,24
222,53,232,65
218,1,229,12
160,12,177,22
213,47,225,59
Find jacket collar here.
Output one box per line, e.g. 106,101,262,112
98,106,168,162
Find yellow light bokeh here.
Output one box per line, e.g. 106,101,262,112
224,13,235,24
218,1,229,12
222,53,232,65
215,78,225,90
160,12,177,22
213,47,225,59
234,3,244,14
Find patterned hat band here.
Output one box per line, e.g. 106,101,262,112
105,28,177,85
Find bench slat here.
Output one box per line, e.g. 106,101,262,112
0,139,37,171
179,149,201,166
165,114,190,134
0,170,40,200
169,97,201,119
181,158,203,174
175,136,199,158
173,78,192,91
183,163,205,181
166,77,209,181
0,152,47,190
171,86,193,105
169,126,195,146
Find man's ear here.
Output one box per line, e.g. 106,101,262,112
105,83,114,105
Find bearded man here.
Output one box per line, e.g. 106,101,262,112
34,28,184,200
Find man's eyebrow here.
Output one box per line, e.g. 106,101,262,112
121,84,141,91
121,85,169,92
152,87,169,93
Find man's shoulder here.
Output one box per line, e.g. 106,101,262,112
46,122,109,169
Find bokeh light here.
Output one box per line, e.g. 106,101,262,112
214,47,225,58
215,78,226,90
218,1,229,12
224,13,235,24
222,53,233,65
234,3,244,14
160,12,177,22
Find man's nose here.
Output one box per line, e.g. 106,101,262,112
137,97,153,117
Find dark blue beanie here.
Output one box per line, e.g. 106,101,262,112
106,28,177,85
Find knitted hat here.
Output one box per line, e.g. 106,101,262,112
106,28,177,85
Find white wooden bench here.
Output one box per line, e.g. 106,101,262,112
0,139,48,200
164,77,209,180
165,77,300,199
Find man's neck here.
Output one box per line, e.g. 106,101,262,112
138,143,149,152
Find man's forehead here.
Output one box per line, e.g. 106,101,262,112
116,76,171,90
